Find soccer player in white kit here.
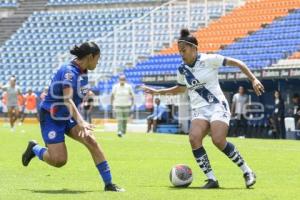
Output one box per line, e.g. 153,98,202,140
142,29,264,189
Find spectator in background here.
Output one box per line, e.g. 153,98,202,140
111,75,134,137
272,90,285,139
1,88,8,125
18,92,25,125
22,88,38,122
145,93,154,113
83,90,94,124
0,76,21,131
39,86,49,102
146,98,166,133
292,93,300,129
231,86,249,137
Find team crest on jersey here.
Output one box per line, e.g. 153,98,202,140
208,95,215,103
48,131,56,140
64,73,73,81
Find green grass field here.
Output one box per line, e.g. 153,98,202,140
0,124,299,200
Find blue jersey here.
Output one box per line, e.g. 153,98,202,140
41,61,89,117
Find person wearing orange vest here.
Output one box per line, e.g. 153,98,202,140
18,92,25,125
22,88,38,122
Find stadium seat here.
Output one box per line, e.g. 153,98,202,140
47,0,162,6
0,0,18,7
160,0,300,54
98,7,300,96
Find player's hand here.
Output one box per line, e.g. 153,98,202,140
78,121,95,138
139,85,158,95
252,78,264,96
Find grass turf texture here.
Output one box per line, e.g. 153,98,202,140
0,124,299,200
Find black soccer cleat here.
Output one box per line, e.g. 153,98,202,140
104,183,125,192
22,140,37,166
117,132,123,137
243,172,256,188
201,179,220,189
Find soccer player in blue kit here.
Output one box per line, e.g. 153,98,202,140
22,41,125,192
142,29,265,189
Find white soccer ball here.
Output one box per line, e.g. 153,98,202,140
169,164,193,187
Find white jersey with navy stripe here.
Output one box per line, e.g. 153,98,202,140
177,53,228,109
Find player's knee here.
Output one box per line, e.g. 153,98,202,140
189,132,202,146
53,159,67,168
52,156,67,168
211,136,226,149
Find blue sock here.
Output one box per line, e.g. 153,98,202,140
32,145,47,161
96,161,112,186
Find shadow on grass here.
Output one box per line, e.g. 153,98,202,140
20,188,96,194
167,186,249,190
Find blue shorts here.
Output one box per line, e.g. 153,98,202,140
39,108,77,144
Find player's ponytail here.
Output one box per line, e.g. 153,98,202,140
70,41,100,59
178,28,198,48
180,29,191,38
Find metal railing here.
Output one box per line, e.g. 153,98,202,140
55,0,244,86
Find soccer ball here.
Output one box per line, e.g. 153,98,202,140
169,164,193,187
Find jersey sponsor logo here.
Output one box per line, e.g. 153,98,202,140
179,65,219,104
64,72,73,81
48,131,57,140
190,79,206,90
179,66,206,90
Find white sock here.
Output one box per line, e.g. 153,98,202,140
240,163,252,174
206,171,217,181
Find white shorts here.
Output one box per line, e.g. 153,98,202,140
191,102,231,126
24,108,37,114
2,105,7,113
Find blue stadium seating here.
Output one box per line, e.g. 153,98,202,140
0,8,151,92
219,8,300,72
98,8,300,93
0,3,230,93
48,0,159,5
0,0,17,7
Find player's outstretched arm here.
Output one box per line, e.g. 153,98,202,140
225,57,265,96
140,85,186,95
63,87,94,137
